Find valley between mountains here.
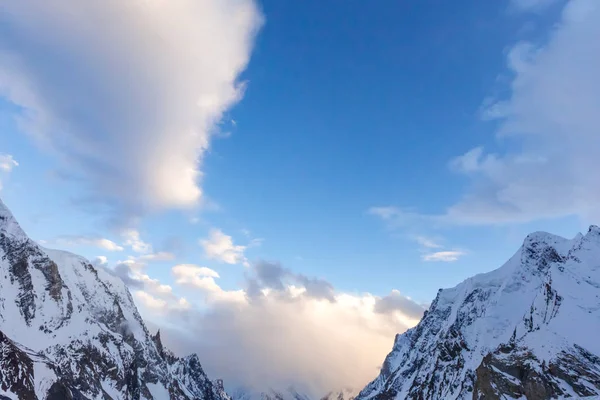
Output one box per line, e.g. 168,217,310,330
1,197,600,399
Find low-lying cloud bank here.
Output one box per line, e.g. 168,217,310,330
109,259,425,396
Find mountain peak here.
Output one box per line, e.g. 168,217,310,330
358,227,600,399
0,197,228,399
0,197,26,240
586,224,600,239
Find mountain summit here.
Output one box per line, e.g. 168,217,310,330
356,228,600,399
0,198,227,399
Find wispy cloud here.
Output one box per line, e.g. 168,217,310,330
137,251,176,262
200,228,249,266
121,229,152,254
0,0,262,220
368,2,600,228
0,154,18,190
447,0,600,225
412,235,466,262
42,235,124,251
413,235,443,249
0,154,18,172
422,250,466,263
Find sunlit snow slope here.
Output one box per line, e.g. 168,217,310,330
357,228,600,399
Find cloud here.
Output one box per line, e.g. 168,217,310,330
172,263,246,304
0,154,18,172
422,250,466,262
246,261,336,302
413,235,443,249
0,0,262,218
105,259,187,314
200,228,248,266
367,207,436,230
137,251,176,262
370,1,600,227
132,261,426,397
121,229,152,254
92,255,108,267
44,235,124,251
0,154,18,190
373,290,427,319
446,0,600,225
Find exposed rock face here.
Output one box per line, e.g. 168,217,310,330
357,228,600,399
0,198,228,399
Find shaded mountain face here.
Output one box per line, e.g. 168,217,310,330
357,228,600,400
0,198,228,400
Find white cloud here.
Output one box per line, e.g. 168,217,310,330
121,229,152,254
95,238,124,251
446,0,600,225
172,263,246,304
413,235,443,249
422,250,466,262
200,228,248,266
367,207,434,230
0,0,262,217
46,235,124,251
0,154,18,172
372,1,600,227
137,251,176,262
131,261,426,397
0,154,18,190
92,255,108,266
134,291,168,311
172,264,220,292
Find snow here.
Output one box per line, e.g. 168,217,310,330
0,389,18,399
33,361,57,399
147,382,171,400
101,379,123,399
1,196,227,400
359,227,600,399
0,198,27,240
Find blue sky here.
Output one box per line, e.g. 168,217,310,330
0,0,598,393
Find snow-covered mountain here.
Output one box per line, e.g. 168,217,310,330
356,227,600,399
230,387,357,400
0,197,229,400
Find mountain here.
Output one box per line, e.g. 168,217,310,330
356,228,600,399
230,387,357,400
0,198,229,400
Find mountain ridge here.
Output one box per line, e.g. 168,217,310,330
356,226,600,399
0,197,229,399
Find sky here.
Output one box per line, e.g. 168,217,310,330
0,0,599,395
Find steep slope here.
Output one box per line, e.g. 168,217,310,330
357,228,600,399
0,198,228,400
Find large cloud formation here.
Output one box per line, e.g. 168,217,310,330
370,0,600,228
448,0,600,225
118,260,425,396
0,0,262,217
